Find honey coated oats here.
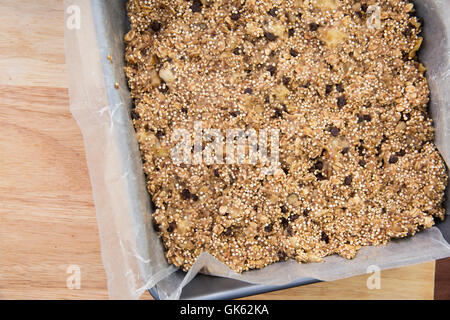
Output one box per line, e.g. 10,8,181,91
124,0,448,273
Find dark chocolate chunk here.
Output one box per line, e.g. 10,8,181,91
321,231,330,243
282,76,291,86
336,83,344,92
191,0,203,13
131,109,140,120
264,223,274,232
273,108,284,119
224,227,232,236
277,251,287,260
268,7,278,17
290,49,299,57
315,172,327,181
397,149,406,157
329,126,340,137
288,28,295,37
309,23,319,31
314,161,324,171
358,159,366,167
181,188,191,200
167,222,176,233
280,217,289,229
389,155,399,164
337,96,347,107
344,175,353,186
264,31,277,41
150,21,162,32
244,87,253,94
267,65,277,76
231,12,241,21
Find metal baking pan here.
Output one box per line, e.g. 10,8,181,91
90,0,450,300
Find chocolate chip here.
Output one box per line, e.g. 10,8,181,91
309,23,319,31
264,31,277,42
181,107,188,114
230,12,241,21
290,214,299,222
321,231,330,243
344,175,353,186
303,209,310,217
131,109,140,120
244,87,253,94
280,205,288,213
191,0,202,12
181,189,191,200
401,112,411,121
397,149,406,157
158,81,169,93
358,145,365,156
268,7,278,17
277,251,287,260
191,194,199,202
224,227,232,236
341,147,350,155
280,217,289,229
329,126,340,137
264,223,274,232
152,219,160,232
150,21,162,32
363,114,372,122
361,3,368,12
273,108,284,119
213,169,220,177
282,76,291,86
288,28,295,37
325,84,333,94
358,159,366,167
314,161,324,171
336,83,344,92
337,96,347,107
267,65,277,76
315,172,327,181
167,222,176,233
355,11,363,19
389,155,398,164
290,49,299,57
233,47,241,55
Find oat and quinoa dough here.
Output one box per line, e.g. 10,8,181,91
124,0,448,273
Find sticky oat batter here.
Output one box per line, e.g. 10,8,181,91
124,0,447,272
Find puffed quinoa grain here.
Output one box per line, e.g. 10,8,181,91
125,0,447,273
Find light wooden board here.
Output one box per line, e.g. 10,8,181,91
0,0,435,300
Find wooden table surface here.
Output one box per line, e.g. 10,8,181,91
0,0,447,300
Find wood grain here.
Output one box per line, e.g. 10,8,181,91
0,0,438,300
435,258,450,300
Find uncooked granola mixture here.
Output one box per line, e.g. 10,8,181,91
124,0,448,273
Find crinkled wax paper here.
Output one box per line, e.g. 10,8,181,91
64,0,450,300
